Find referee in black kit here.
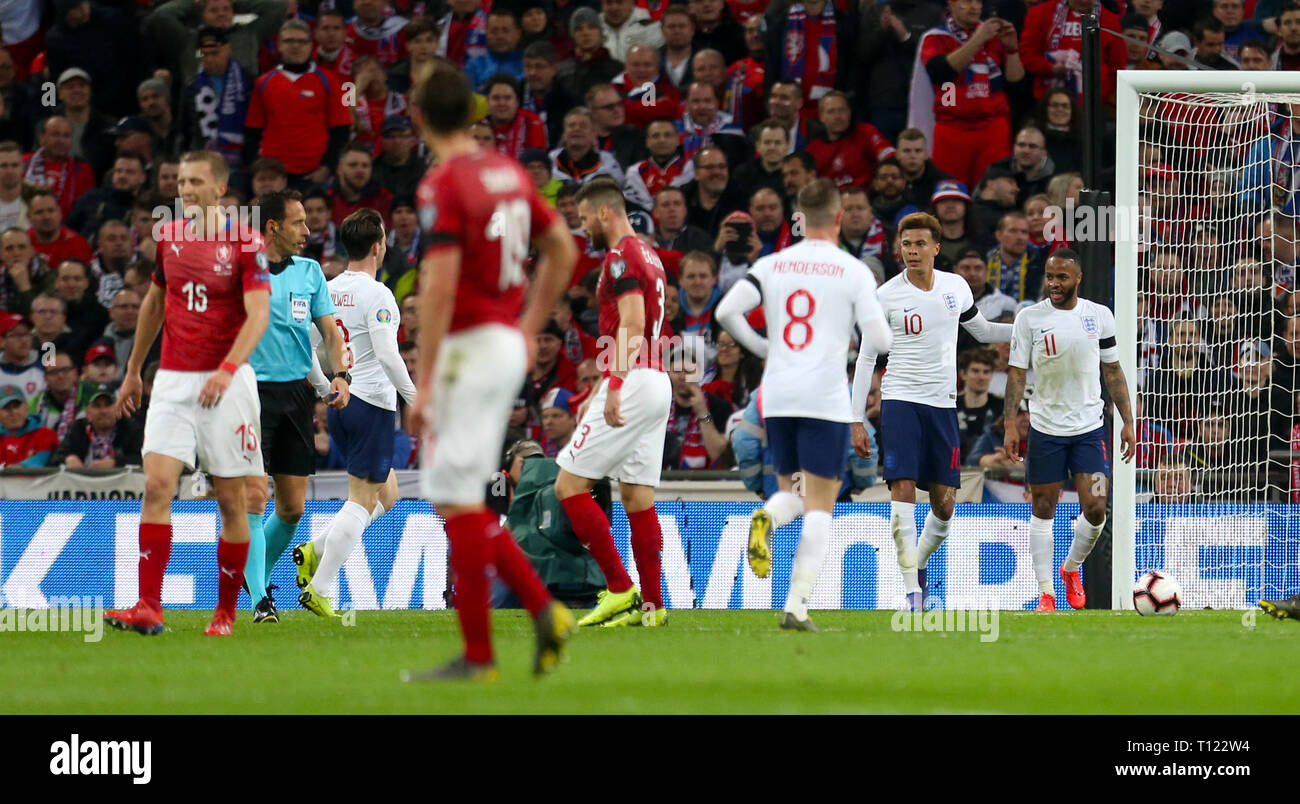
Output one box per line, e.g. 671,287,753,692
244,189,352,622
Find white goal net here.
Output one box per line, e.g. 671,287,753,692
1115,72,1300,610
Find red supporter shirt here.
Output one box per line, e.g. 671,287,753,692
725,0,767,24
806,123,897,188
614,73,682,129
314,44,357,78
329,185,394,228
919,27,1011,124
595,234,668,373
29,226,92,268
419,149,560,333
246,66,353,174
492,110,548,159
345,17,408,68
151,218,271,372
22,156,95,217
1019,3,1125,101
570,233,602,289
0,425,57,466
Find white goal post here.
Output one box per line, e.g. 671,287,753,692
1114,70,1300,609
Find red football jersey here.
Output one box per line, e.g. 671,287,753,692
595,234,667,373
806,123,897,189
419,149,560,333
246,66,353,174
152,218,271,372
29,226,93,268
919,28,1011,124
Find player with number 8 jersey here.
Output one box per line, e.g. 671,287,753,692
716,179,893,631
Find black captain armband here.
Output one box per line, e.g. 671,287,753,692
613,276,641,295
1099,336,1117,349
959,305,978,322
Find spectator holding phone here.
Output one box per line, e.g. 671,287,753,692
713,210,761,292
664,344,733,470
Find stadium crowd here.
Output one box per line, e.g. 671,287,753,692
0,0,1295,499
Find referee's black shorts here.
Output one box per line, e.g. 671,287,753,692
258,380,318,477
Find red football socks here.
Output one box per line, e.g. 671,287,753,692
560,492,632,593
138,522,173,611
445,511,494,664
627,507,664,610
488,520,551,618
216,539,249,617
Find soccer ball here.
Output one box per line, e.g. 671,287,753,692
1132,571,1182,616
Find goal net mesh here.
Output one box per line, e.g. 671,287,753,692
1134,90,1300,608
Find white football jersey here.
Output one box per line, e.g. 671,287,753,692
748,239,884,422
875,270,976,409
1009,297,1118,437
326,270,406,411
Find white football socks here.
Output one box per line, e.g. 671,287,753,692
1063,515,1105,572
1030,515,1054,595
311,518,328,557
918,510,951,569
764,490,805,528
891,501,919,594
784,510,831,620
370,500,386,524
313,501,370,598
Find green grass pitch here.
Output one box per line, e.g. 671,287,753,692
3,609,1295,714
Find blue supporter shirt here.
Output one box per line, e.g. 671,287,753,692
249,255,335,382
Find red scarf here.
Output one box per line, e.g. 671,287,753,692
669,398,710,469
493,114,530,159
782,3,837,101
24,150,75,213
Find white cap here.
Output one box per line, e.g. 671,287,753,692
57,67,91,87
